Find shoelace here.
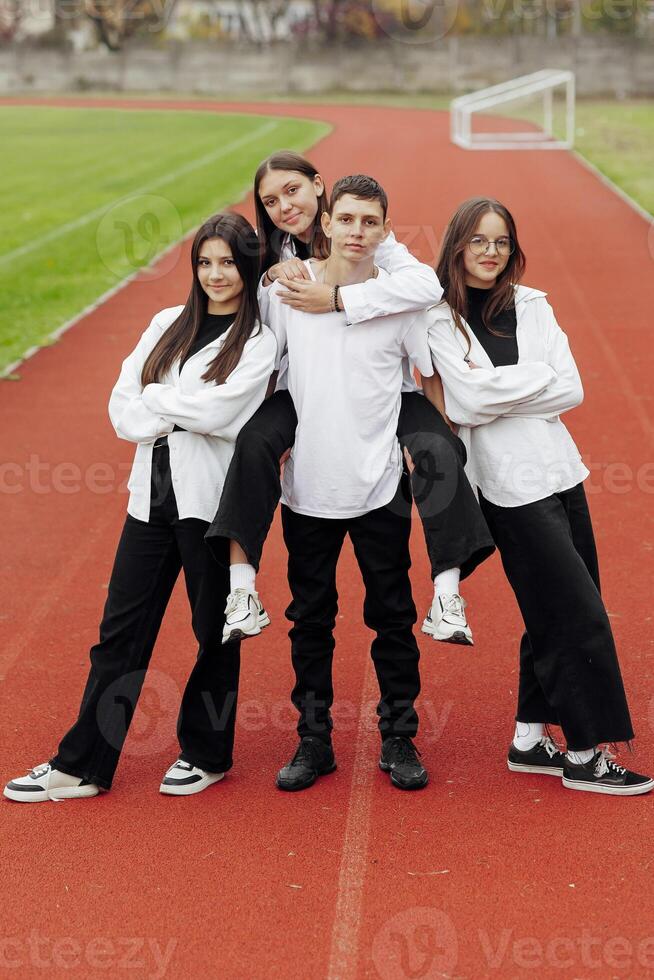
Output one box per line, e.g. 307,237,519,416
174,760,193,772
225,589,252,616
386,738,421,767
291,740,322,768
31,763,50,779
594,747,627,778
539,737,562,759
440,594,467,621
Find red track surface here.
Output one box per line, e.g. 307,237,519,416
1,98,653,980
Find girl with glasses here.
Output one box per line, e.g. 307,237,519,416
423,196,652,796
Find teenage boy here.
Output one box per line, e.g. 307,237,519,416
265,175,435,792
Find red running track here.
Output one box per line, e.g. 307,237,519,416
1,97,653,980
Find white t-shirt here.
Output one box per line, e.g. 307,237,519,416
266,261,434,519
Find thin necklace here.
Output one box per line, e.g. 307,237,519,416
313,259,379,286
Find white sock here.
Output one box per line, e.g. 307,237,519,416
434,568,461,599
566,747,596,765
513,722,545,752
230,563,256,593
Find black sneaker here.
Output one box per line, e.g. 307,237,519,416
379,737,428,790
563,748,654,796
507,736,566,777
276,737,336,792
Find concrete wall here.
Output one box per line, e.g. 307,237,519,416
1,36,653,98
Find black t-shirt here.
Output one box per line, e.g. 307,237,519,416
291,236,312,261
181,312,234,367
465,286,518,368
169,312,234,434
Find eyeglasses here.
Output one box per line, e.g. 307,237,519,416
468,235,515,257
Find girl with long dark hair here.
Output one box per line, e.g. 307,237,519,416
424,196,652,796
4,213,277,803
208,153,495,648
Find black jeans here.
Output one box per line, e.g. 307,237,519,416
281,476,421,743
206,389,495,580
479,483,634,750
51,445,240,789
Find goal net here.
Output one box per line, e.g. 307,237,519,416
450,70,576,151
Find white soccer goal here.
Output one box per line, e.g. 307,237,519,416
450,69,576,151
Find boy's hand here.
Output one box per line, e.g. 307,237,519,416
277,279,335,314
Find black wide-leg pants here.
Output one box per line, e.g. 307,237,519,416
51,445,240,789
479,483,634,750
281,478,422,743
206,389,495,580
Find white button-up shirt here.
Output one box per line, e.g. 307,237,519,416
426,286,590,507
109,306,277,522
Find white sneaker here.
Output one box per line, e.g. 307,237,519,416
421,594,473,646
159,759,225,796
3,763,100,803
222,588,270,644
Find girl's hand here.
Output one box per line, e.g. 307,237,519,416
277,279,335,314
466,359,481,370
266,258,312,285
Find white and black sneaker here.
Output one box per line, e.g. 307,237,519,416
421,594,473,646
3,763,99,803
159,759,225,796
508,736,566,776
562,748,654,796
222,588,270,644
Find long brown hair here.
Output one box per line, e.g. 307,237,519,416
141,212,262,388
254,151,330,272
436,198,526,351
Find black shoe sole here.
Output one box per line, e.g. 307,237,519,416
379,762,429,790
439,631,473,646
276,762,337,792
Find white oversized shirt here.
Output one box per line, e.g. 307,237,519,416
266,261,435,519
259,231,442,394
426,286,590,507
109,306,277,522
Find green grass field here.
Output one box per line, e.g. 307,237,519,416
0,107,329,375
2,97,651,375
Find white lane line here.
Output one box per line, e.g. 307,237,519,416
327,656,378,980
0,118,279,268
0,505,120,682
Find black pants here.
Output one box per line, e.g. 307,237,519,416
281,477,421,743
206,389,495,580
479,483,634,750
51,446,240,789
